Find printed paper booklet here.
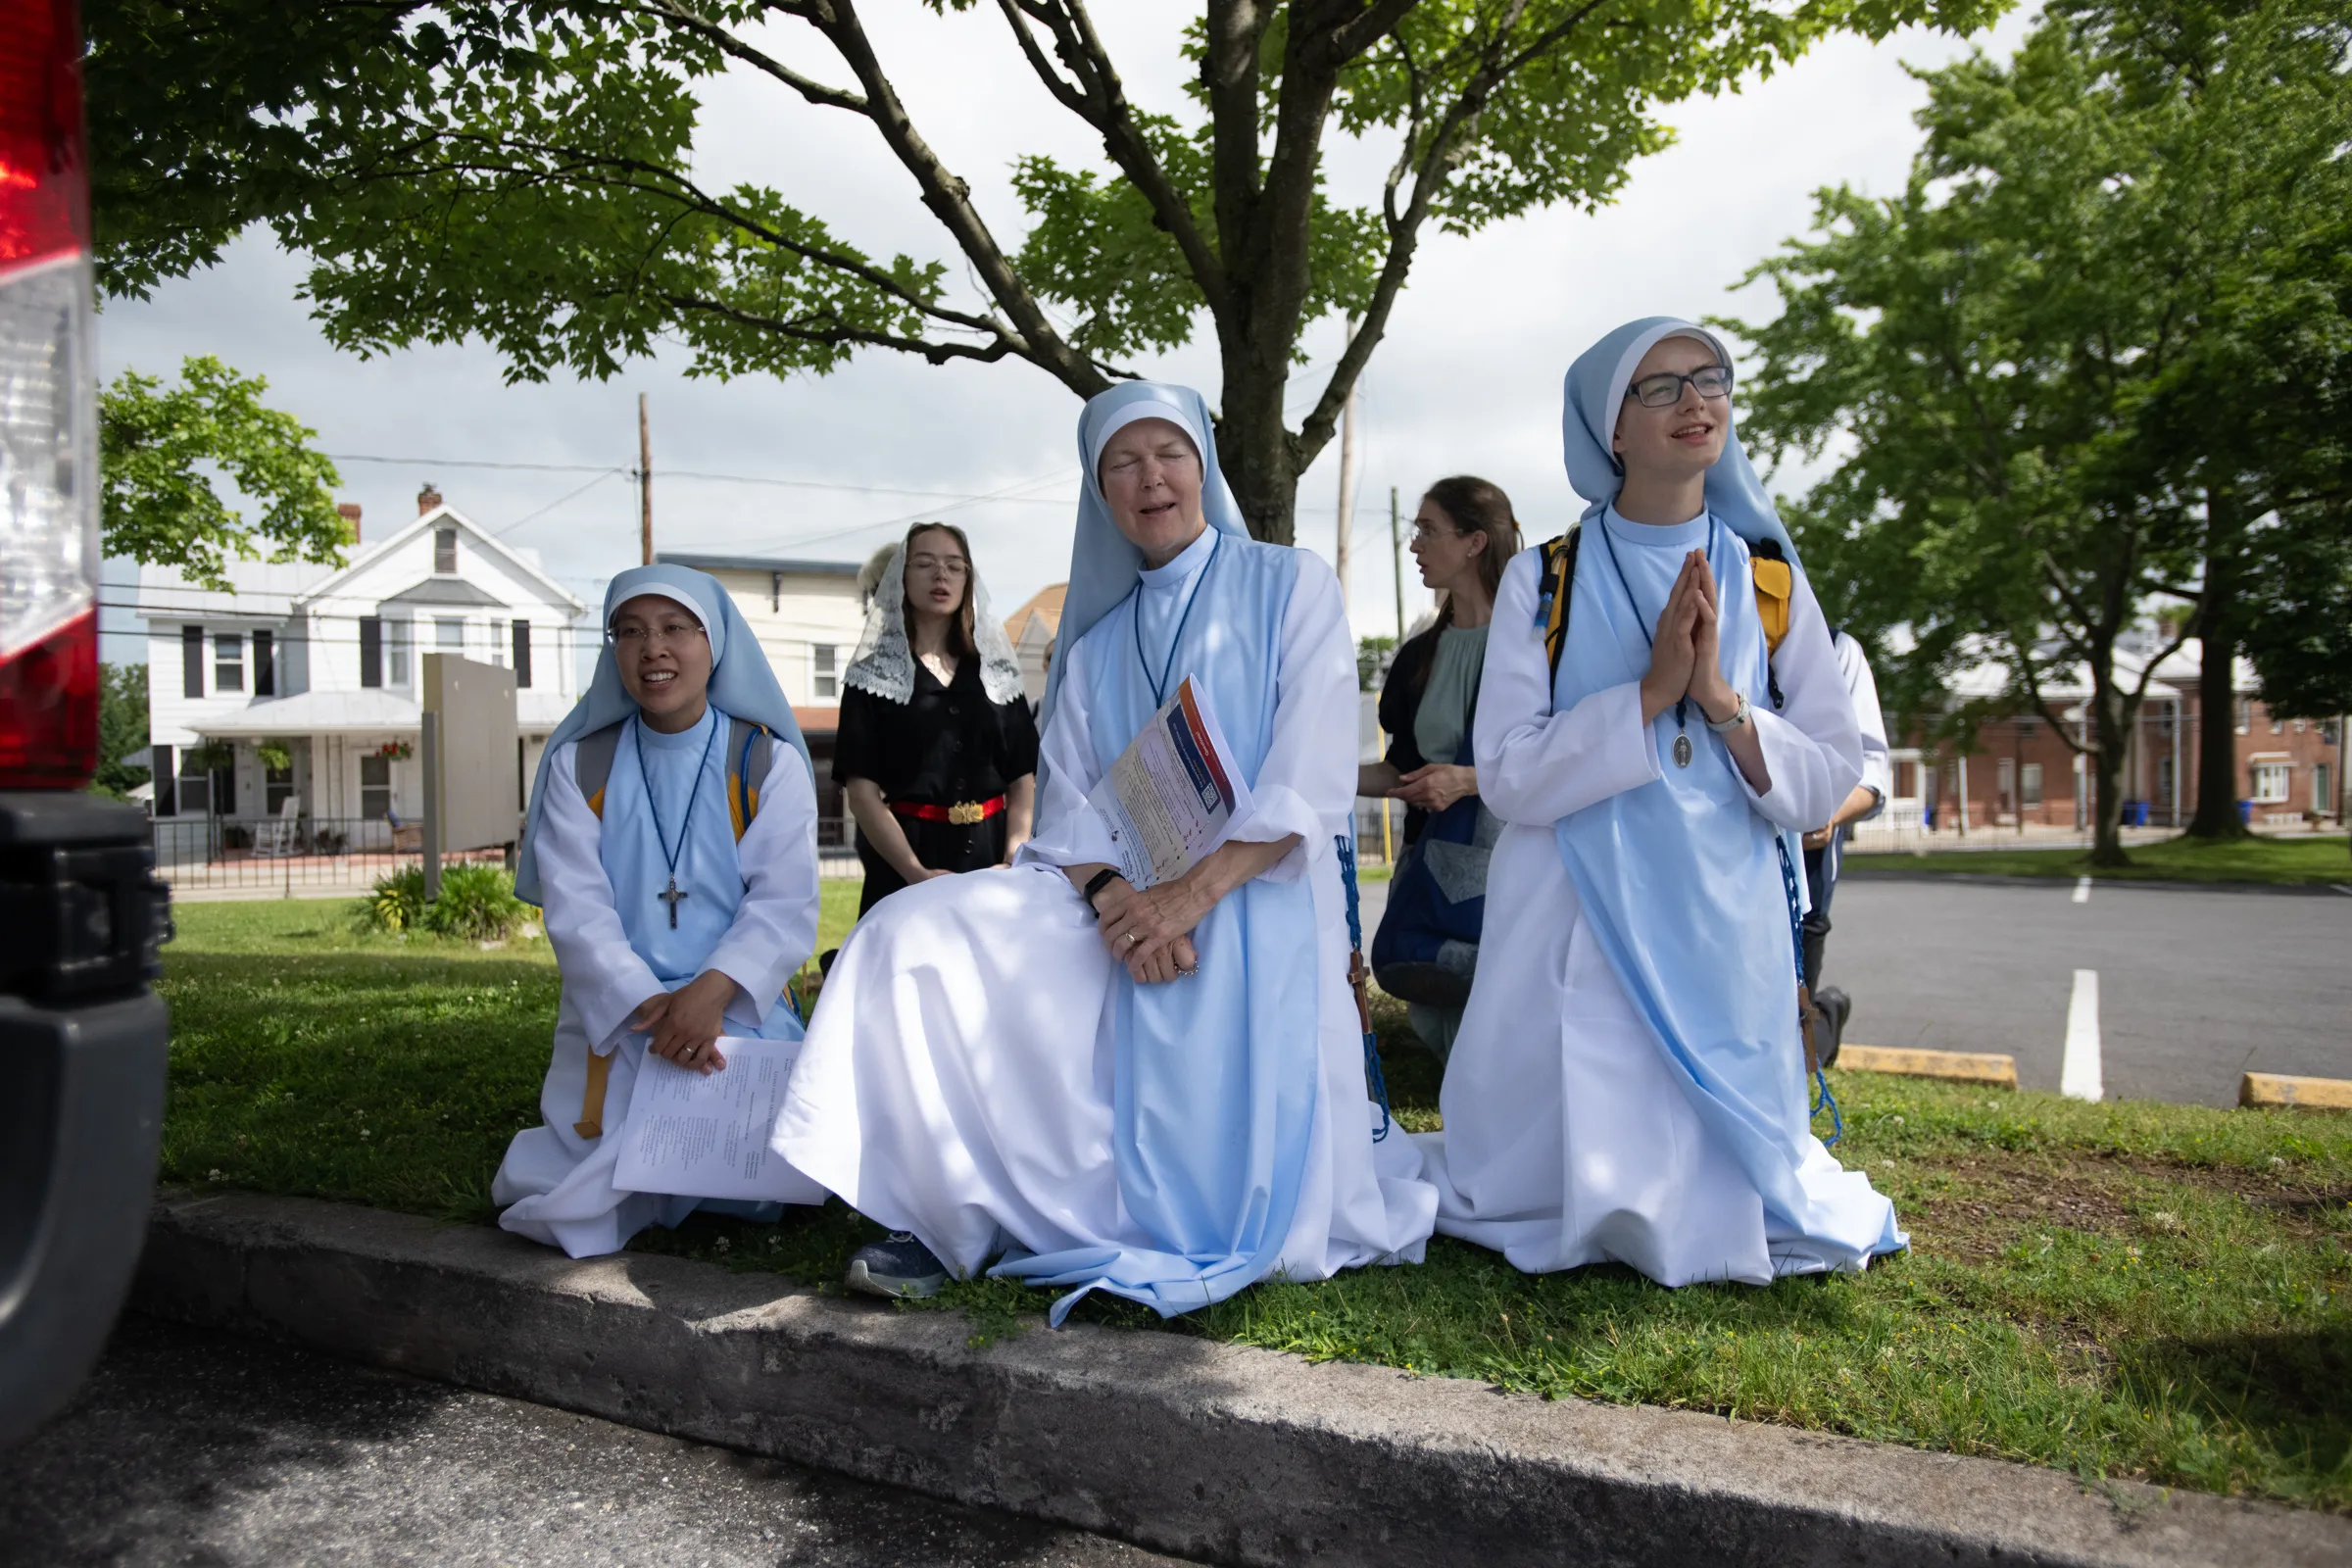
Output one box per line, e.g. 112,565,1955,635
612,1037,805,1201
1086,675,1253,889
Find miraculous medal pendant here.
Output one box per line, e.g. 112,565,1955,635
1672,732,1693,768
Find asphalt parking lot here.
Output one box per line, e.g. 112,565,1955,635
1357,871,2350,1106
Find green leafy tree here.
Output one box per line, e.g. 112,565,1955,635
100,355,349,592
2079,0,2352,836
90,662,151,801
83,0,1999,544
1731,0,2350,863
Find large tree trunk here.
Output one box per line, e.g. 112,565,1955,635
1215,349,1303,545
2188,487,2251,839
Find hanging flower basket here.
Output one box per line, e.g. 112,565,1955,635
374,740,414,761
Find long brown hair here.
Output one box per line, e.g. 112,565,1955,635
903,520,977,661
1406,476,1520,702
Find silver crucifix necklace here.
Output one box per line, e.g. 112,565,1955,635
634,714,720,928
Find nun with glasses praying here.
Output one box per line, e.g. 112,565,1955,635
493,564,828,1258
1419,318,1906,1286
773,381,1437,1315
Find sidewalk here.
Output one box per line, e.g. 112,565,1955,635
134,1190,2351,1568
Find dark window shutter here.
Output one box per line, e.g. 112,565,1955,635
181,625,204,698
360,617,382,688
512,619,531,688
254,630,275,697
154,745,175,816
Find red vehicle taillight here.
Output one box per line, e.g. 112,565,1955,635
0,0,99,788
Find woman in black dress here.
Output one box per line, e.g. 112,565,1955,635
836,522,1040,918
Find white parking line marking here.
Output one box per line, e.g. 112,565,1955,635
2062,968,2102,1102
2073,875,2091,905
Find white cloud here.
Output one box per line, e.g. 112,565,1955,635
97,5,2036,662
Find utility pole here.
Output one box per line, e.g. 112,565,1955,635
1389,486,1404,639
637,392,655,566
1334,374,1359,617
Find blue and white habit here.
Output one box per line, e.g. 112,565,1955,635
772,383,1436,1322
493,564,827,1258
1417,320,1907,1284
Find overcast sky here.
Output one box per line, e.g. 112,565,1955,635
98,3,2039,662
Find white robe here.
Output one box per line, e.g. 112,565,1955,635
773,556,1437,1288
493,736,827,1258
1419,547,1887,1285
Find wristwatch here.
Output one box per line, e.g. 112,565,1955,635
1704,691,1751,733
1082,866,1122,911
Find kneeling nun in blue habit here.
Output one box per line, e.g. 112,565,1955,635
494,564,828,1258
1418,318,1907,1285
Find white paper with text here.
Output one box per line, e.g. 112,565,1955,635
612,1036,805,1201
1085,676,1254,888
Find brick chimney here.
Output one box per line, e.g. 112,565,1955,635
335,502,362,543
417,482,443,516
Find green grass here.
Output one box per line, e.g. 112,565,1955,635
161,897,2352,1511
1847,832,2351,886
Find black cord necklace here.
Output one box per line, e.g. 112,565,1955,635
634,712,721,927
1592,512,1722,769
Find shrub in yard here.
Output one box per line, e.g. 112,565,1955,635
420,864,528,942
362,865,427,934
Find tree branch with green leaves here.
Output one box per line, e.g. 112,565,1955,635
99,356,349,594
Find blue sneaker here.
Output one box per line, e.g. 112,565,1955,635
845,1232,948,1299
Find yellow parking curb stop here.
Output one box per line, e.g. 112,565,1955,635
2239,1072,2352,1110
1837,1045,2019,1090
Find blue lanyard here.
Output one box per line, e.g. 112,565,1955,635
1131,530,1221,709
633,713,720,922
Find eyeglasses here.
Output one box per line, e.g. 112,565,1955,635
1624,365,1733,408
906,554,970,578
609,621,706,649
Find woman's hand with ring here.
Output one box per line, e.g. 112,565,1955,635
1098,879,1205,978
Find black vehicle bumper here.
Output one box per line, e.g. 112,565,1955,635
0,793,171,1446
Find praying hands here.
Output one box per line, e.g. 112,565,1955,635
1638,549,1771,793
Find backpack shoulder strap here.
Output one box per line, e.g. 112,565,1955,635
1747,535,1794,655
1536,524,1584,684
574,723,624,819
1745,537,1792,710
725,717,777,842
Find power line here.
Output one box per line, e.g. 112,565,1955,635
326,449,1074,506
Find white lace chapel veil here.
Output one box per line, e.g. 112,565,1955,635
843,529,1026,706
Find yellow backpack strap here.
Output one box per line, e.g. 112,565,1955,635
1535,525,1584,683
574,722,624,820
1746,538,1795,710
725,717,775,841
574,1048,612,1139
1751,559,1792,652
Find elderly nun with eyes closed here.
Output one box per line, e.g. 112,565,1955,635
773,382,1437,1319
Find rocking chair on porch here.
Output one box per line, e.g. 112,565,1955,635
253,797,302,858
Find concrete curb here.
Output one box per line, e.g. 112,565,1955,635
132,1190,2349,1568
1840,867,2352,897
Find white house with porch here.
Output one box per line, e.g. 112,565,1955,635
140,496,587,854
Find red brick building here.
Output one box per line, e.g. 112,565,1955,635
1903,642,2345,833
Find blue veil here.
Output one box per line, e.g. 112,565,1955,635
1038,381,1252,735
514,564,809,906
1562,317,1797,565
